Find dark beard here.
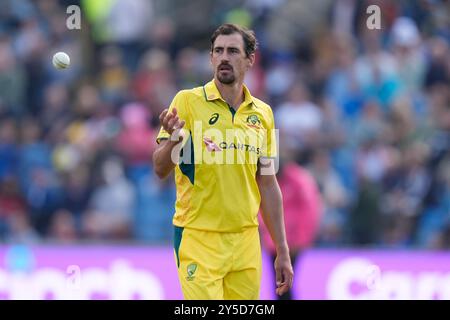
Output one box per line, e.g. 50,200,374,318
217,71,235,84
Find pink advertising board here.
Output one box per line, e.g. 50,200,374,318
0,246,448,300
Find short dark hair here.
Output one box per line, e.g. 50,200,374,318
210,24,258,58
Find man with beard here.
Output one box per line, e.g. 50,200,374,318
153,24,293,300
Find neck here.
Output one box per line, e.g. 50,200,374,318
214,78,244,110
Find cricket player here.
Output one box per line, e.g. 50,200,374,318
153,23,293,300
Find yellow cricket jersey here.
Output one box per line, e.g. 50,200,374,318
156,80,277,232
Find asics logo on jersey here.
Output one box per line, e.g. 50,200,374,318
209,113,219,125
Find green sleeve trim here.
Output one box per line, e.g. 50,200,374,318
179,132,195,184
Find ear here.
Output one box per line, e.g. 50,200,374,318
247,53,255,69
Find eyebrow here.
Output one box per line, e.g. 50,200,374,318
213,46,241,51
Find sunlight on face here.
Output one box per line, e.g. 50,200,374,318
211,33,253,85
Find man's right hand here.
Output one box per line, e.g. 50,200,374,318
159,108,185,135
153,108,186,179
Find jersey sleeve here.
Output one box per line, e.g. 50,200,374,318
156,91,190,144
260,107,278,159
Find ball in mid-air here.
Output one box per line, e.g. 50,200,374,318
52,52,70,69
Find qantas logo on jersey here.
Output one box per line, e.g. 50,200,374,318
173,125,278,169
219,142,261,155
203,137,260,155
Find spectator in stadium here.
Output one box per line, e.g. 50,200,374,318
260,151,322,300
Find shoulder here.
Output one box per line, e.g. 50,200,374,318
252,97,275,126
252,96,272,111
172,87,208,120
172,87,206,117
174,86,205,101
252,97,274,117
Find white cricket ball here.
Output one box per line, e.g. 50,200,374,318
52,52,71,69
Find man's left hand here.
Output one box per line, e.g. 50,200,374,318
274,253,294,296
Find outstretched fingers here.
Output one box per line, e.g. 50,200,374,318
160,107,183,134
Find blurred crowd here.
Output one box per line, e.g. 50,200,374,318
0,0,448,248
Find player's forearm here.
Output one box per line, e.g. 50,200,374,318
153,139,180,179
257,176,289,254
